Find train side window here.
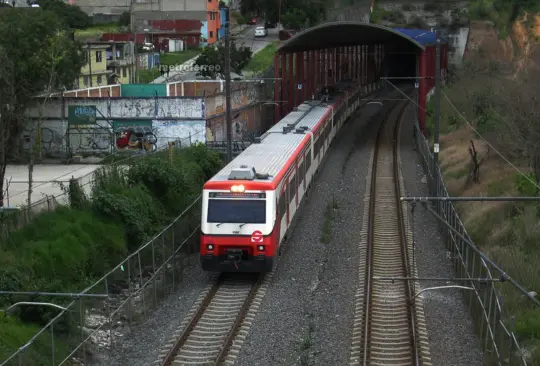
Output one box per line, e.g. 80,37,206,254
289,176,295,204
299,160,304,182
278,190,286,219
305,150,312,171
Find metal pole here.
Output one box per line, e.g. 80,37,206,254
131,11,138,84
372,276,503,283
225,7,233,164
433,39,441,196
0,291,108,297
401,196,540,202
87,44,93,87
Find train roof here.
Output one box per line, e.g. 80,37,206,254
207,101,331,186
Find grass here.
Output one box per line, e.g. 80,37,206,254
320,197,338,244
137,68,160,84
298,313,315,366
74,23,121,40
0,145,223,365
243,41,278,74
0,312,71,365
439,127,540,363
160,50,200,66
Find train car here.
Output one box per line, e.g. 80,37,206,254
200,81,377,272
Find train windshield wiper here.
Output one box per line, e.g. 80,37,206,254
216,223,225,227
238,223,247,228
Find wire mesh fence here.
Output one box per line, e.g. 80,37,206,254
0,133,200,244
412,119,533,365
0,196,202,366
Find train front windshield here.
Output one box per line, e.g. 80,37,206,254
207,198,266,224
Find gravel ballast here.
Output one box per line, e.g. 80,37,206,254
235,97,484,366
234,98,384,366
89,96,484,366
399,105,483,366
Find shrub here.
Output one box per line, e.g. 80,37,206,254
0,145,223,359
515,173,539,197
92,183,164,251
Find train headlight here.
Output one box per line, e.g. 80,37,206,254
207,244,214,250
230,185,245,193
257,245,264,251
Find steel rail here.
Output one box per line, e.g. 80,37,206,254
362,92,420,365
161,275,224,366
393,98,421,366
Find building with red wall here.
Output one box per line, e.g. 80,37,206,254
206,0,220,44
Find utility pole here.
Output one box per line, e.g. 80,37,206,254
433,38,441,200
225,6,233,163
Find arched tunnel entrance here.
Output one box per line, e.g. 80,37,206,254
272,22,448,135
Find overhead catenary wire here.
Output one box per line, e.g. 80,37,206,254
441,89,540,192
384,78,540,194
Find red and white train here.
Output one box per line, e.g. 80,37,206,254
200,80,383,272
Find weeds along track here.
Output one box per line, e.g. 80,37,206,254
350,96,432,366
157,273,264,366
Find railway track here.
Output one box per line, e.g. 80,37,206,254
158,273,263,366
350,96,432,366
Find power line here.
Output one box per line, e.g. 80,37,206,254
441,89,540,192
382,77,540,193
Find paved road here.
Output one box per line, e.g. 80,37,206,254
154,24,279,83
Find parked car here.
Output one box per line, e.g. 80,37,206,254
255,26,268,37
247,17,257,25
265,20,277,28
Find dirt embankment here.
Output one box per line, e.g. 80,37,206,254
464,15,540,70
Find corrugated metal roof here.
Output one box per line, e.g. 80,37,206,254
277,22,449,54
392,28,448,45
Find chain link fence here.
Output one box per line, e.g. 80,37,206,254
412,119,535,365
1,196,202,366
0,133,200,243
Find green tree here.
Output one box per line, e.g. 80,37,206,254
118,11,130,27
194,41,252,79
36,0,91,29
281,8,308,29
0,8,84,206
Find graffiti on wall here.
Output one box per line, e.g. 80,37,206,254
152,120,206,148
232,111,248,140
207,109,255,142
206,85,260,117
21,126,64,152
113,121,157,152
231,86,259,108
68,127,112,152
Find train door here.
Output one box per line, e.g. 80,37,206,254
285,181,290,226
294,168,299,208
302,154,307,192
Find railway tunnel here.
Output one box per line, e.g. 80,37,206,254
272,22,448,135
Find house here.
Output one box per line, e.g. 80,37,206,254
205,0,220,44
105,41,135,84
79,44,112,88
78,41,135,87
218,6,228,40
